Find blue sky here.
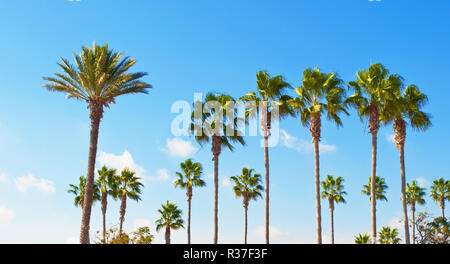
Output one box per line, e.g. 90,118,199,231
0,0,449,243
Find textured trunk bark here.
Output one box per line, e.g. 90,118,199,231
211,136,221,244
187,190,192,244
314,140,322,244
244,205,248,244
330,200,334,244
165,223,171,244
264,135,270,244
79,103,103,244
101,192,107,243
371,132,377,244
119,194,127,235
441,198,445,218
411,202,416,244
398,144,410,244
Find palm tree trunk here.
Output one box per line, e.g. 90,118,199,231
101,192,107,243
244,196,249,244
411,202,416,244
369,104,379,244
330,200,334,244
80,102,103,244
441,198,445,218
398,144,410,244
261,101,270,245
310,114,322,244
119,194,127,235
165,223,171,244
212,135,221,244
187,191,192,244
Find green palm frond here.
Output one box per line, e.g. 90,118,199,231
361,175,388,202
155,201,184,232
406,180,427,205
321,174,347,204
230,168,264,202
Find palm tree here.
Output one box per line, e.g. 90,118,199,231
378,226,401,244
346,63,402,243
44,43,151,243
321,174,347,244
190,93,245,244
430,177,450,218
174,158,206,244
362,175,388,243
406,180,426,244
96,166,118,243
230,168,264,244
155,201,184,244
240,70,292,244
289,68,348,244
117,168,143,235
68,175,100,208
354,233,371,244
384,83,431,244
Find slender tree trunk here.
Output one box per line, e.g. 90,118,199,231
80,102,103,244
411,202,416,244
119,194,127,235
244,196,249,244
441,198,445,218
369,104,379,244
261,101,270,244
165,223,171,244
264,134,270,244
101,192,107,243
212,136,221,244
330,200,334,244
310,114,322,244
187,189,192,244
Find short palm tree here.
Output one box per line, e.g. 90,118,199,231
430,177,450,218
155,201,184,244
406,180,426,244
378,226,401,244
116,168,143,235
230,168,264,244
240,70,293,244
290,68,348,244
346,63,402,243
44,43,151,243
174,158,206,244
384,83,431,244
68,175,100,208
354,233,371,244
190,93,245,244
362,175,388,243
321,174,347,244
96,166,119,243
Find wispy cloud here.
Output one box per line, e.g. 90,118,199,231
14,174,55,193
416,177,430,188
162,138,198,158
0,205,15,226
0,172,9,183
280,129,336,154
149,168,170,181
97,150,146,180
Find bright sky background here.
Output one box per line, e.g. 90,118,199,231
0,0,449,244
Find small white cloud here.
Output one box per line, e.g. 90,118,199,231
162,138,198,158
222,178,231,186
98,150,146,180
416,177,430,188
0,172,9,183
386,216,405,240
280,129,336,154
14,174,55,193
253,226,284,239
133,218,152,229
150,169,170,181
0,205,15,226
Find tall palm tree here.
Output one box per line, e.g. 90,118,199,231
240,70,292,244
44,43,151,243
362,175,388,244
190,93,245,244
430,177,450,218
290,68,348,244
354,233,371,244
96,166,118,243
346,63,402,243
230,168,264,244
321,174,347,244
378,226,401,244
384,84,431,244
68,175,101,208
406,180,426,244
155,201,184,244
174,158,206,244
117,168,143,235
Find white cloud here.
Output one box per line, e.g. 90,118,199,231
253,226,284,239
97,150,146,180
150,169,170,181
386,216,405,240
280,129,336,154
0,206,15,226
416,177,430,188
14,174,55,193
162,138,198,158
222,178,231,186
133,218,152,229
0,172,9,183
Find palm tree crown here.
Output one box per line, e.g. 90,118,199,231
174,159,206,192
321,174,347,204
354,233,371,244
155,201,185,231
378,226,401,244
67,175,100,208
117,168,143,201
406,180,427,206
430,177,450,218
361,175,388,201
230,168,264,203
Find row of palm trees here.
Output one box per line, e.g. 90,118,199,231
45,42,437,244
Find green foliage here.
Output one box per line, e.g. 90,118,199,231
361,175,388,201
378,226,401,244
117,168,144,201
230,168,263,202
67,175,100,207
43,42,151,105
96,166,119,199
354,233,371,244
95,226,153,244
430,178,450,204
155,201,184,232
174,159,206,191
321,174,347,204
406,180,426,205
414,212,449,244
